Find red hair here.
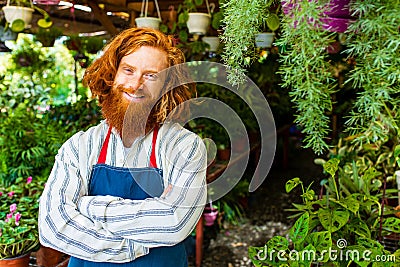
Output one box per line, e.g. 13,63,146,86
83,28,196,125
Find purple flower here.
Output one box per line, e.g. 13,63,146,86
7,191,14,197
0,191,2,197
10,203,17,213
26,176,33,184
15,213,21,226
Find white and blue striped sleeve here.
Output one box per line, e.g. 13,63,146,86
38,132,149,262
77,125,207,247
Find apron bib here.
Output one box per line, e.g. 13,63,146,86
68,126,188,267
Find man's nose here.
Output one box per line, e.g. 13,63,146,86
126,74,144,92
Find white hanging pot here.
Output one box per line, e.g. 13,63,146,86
255,32,275,48
2,6,34,28
202,36,219,52
187,13,211,35
135,17,162,30
136,0,162,30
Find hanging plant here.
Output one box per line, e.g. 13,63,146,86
275,0,338,154
343,0,400,146
220,0,276,86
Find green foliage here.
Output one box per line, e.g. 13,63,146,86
343,0,400,147
0,96,101,185
0,176,45,259
221,0,276,85
0,106,66,184
0,34,78,109
276,0,337,154
34,26,63,47
321,133,400,190
249,158,400,266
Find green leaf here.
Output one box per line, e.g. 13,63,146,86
289,212,309,243
306,231,331,252
394,145,400,168
323,158,340,178
382,217,400,233
286,177,301,193
318,208,349,232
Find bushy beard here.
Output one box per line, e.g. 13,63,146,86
101,85,157,147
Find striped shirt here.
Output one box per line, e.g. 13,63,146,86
38,120,207,263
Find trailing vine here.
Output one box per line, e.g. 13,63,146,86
276,0,336,154
221,0,275,86
344,0,400,145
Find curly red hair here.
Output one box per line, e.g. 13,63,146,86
82,27,196,126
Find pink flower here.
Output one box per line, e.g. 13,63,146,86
10,203,17,213
26,176,33,184
6,213,13,222
15,213,21,226
0,191,3,196
7,191,14,197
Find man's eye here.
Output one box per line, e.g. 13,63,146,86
144,73,158,81
124,68,134,74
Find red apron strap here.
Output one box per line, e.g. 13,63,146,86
98,126,112,164
149,126,159,168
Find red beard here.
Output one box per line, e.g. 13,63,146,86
101,85,157,147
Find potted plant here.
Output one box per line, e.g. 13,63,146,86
34,26,63,47
249,158,400,266
255,11,280,48
179,0,213,36
135,0,162,30
82,36,105,54
0,176,45,266
220,0,278,85
2,0,53,33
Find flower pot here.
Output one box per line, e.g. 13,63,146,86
187,13,211,35
135,17,162,30
202,36,220,52
2,6,34,29
0,253,30,267
255,32,275,48
203,206,218,226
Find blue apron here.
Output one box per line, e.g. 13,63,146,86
68,126,188,267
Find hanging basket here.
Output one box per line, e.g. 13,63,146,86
255,32,275,48
135,0,162,30
187,13,211,36
202,36,220,52
2,6,34,29
135,17,162,30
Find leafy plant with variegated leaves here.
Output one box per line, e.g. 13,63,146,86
0,176,45,259
249,158,400,266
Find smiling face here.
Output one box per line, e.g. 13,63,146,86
114,46,169,104
101,46,169,139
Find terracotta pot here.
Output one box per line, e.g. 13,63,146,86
36,246,63,267
0,253,30,267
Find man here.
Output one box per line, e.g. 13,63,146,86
38,28,207,267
